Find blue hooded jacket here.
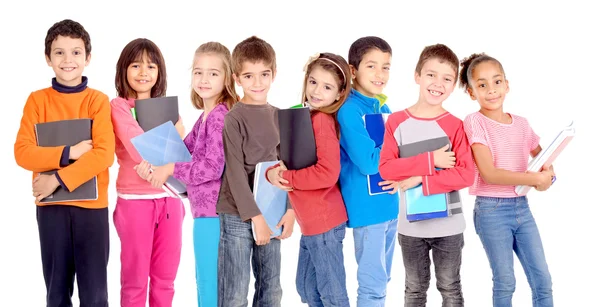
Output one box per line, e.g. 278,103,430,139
337,89,399,228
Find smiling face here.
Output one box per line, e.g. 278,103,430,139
467,60,510,112
233,61,275,105
45,35,90,87
351,48,391,97
415,58,457,106
192,53,226,107
305,66,341,109
126,51,158,100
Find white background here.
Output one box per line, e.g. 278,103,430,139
1,0,598,306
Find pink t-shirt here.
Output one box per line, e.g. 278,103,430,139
463,111,540,197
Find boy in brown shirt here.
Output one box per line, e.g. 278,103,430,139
216,36,295,307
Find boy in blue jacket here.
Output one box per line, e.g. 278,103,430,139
337,36,399,307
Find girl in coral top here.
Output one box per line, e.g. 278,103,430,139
267,53,351,307
110,38,185,307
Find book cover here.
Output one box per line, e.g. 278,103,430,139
34,118,98,203
405,182,449,222
134,96,179,131
363,113,389,195
252,161,288,239
278,107,317,170
130,121,192,198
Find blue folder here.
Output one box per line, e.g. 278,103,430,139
405,183,449,222
130,121,192,197
363,113,389,195
252,161,289,239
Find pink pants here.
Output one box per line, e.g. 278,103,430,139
113,197,185,307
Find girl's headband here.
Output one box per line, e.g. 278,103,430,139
303,53,346,84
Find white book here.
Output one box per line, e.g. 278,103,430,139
515,121,575,195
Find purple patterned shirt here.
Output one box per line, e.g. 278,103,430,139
173,103,228,218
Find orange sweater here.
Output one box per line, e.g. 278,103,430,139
14,87,115,209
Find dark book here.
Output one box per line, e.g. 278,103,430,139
134,96,179,131
278,107,317,170
34,119,98,203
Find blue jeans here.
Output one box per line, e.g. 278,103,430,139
194,217,219,307
474,196,553,307
296,223,350,307
399,233,464,307
353,219,398,307
217,214,282,307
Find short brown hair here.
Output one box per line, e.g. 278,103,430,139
231,36,276,75
190,42,239,110
415,44,459,82
45,19,91,59
115,38,167,99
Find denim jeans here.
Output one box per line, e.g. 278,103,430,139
217,214,282,307
399,233,464,307
296,223,350,307
353,219,398,307
474,196,553,307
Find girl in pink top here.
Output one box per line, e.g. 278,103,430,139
136,42,238,307
460,53,555,307
110,38,186,307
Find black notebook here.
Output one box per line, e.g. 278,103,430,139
133,96,188,198
134,96,180,131
278,107,317,170
34,119,98,203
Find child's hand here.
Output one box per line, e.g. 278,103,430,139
379,180,400,194
534,166,554,192
69,140,93,160
433,144,456,169
175,117,185,139
533,171,553,192
276,209,295,240
267,162,292,191
32,174,61,202
251,214,273,245
399,176,423,192
134,160,153,181
148,163,174,189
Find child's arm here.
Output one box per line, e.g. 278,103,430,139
54,93,115,191
14,94,70,173
222,115,261,221
421,123,475,195
337,104,383,175
110,98,145,163
280,112,340,190
379,114,435,182
182,114,201,154
172,109,225,185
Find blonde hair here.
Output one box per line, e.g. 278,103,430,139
190,42,239,110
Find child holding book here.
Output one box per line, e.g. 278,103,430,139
266,52,351,307
110,38,186,307
459,52,554,307
14,19,115,306
378,43,475,306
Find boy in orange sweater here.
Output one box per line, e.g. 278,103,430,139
13,19,115,307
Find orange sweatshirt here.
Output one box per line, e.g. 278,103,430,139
14,84,115,209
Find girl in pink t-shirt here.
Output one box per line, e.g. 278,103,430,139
459,53,555,307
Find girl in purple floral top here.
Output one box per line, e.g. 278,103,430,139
137,42,238,307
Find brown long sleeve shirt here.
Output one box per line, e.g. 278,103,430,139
216,102,280,221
